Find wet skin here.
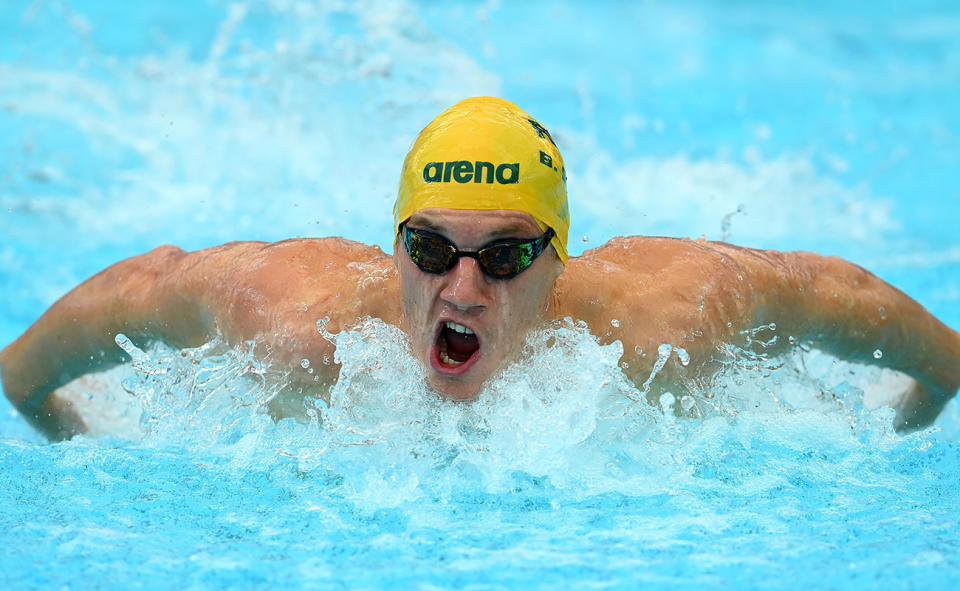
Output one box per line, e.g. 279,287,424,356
394,209,563,400
2,210,960,440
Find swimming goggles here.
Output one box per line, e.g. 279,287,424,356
400,223,555,279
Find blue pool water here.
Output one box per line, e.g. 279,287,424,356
2,1,960,589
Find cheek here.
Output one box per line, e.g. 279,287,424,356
398,266,437,330
494,277,551,333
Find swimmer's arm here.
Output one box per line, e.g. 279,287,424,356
0,239,392,440
757,250,960,431
0,245,216,439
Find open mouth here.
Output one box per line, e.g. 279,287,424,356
432,320,482,374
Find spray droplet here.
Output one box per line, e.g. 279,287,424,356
317,316,334,341
660,391,675,413
873,349,883,359
721,204,746,241
582,236,589,243
300,358,311,369
675,347,690,367
115,333,137,356
611,319,620,328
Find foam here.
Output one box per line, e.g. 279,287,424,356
40,313,937,510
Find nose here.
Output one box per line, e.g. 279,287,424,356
439,256,490,312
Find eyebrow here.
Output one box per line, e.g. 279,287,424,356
406,217,445,232
407,217,541,242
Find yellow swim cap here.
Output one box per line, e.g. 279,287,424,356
394,96,570,263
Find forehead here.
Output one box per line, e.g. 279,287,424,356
407,208,542,241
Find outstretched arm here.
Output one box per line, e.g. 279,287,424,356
761,250,960,431
0,238,395,440
560,237,960,431
0,245,216,439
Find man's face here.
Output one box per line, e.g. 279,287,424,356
394,208,563,400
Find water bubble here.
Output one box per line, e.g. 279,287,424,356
317,316,335,342
659,391,675,413
121,376,139,395
680,395,695,411
634,345,643,356
582,236,589,243
873,349,883,359
636,344,675,396
308,368,314,374
300,358,311,369
675,347,690,367
611,319,620,328
115,333,139,357
115,333,167,375
878,305,887,320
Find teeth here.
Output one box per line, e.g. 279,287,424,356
439,351,463,366
444,321,474,335
438,330,464,367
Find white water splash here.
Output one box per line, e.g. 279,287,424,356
31,314,920,508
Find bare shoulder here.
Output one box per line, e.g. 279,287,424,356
171,237,399,343
173,237,389,270
573,235,784,272
561,235,767,298
554,236,787,374
173,238,392,287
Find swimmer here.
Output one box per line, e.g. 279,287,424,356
2,97,959,440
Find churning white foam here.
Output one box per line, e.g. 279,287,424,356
49,312,932,510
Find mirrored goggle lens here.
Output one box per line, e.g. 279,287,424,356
405,230,454,273
478,243,535,278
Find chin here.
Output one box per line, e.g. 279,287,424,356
429,375,484,401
